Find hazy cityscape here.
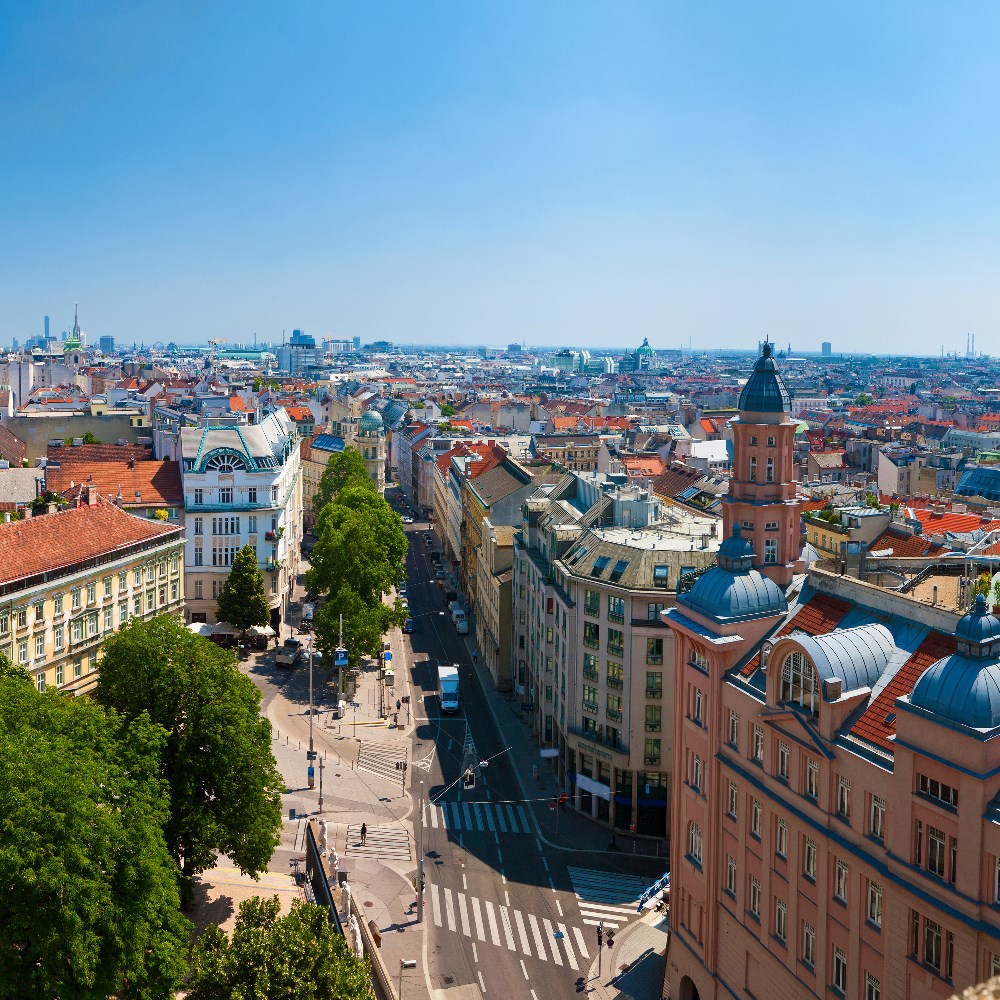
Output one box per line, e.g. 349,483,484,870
5,4,1000,1000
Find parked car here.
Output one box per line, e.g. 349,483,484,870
398,587,408,601
402,515,414,524
424,535,433,546
403,618,415,634
276,637,304,669
435,567,445,580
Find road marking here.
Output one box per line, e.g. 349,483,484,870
478,970,486,993
513,908,531,957
429,805,439,829
485,806,496,833
458,891,471,938
555,898,563,917
542,917,563,965
463,873,467,890
535,838,543,852
499,905,516,951
484,899,501,946
471,896,486,941
528,912,547,961
520,959,529,980
473,802,484,831
558,922,579,970
430,882,442,927
516,805,530,832
501,872,507,885
531,991,539,1000
472,942,478,963
504,804,519,833
448,803,461,828
573,926,589,959
541,857,549,871
495,806,509,834
548,876,555,891
444,887,456,932
497,849,503,866
462,802,473,829
504,890,510,908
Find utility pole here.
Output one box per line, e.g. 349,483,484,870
308,638,314,756
417,780,425,923
318,753,324,813
338,613,344,700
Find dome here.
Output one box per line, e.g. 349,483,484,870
680,565,787,624
717,523,755,572
359,409,384,433
955,594,1000,646
795,624,895,692
737,342,791,415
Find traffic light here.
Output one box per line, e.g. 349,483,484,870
596,924,603,948
463,768,476,790
395,761,408,772
606,928,615,949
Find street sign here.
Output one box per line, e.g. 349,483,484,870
307,751,317,760
335,648,348,667
384,651,392,662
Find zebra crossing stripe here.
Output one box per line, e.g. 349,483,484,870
558,922,578,971
499,906,516,951
528,912,546,960
458,892,471,937
504,804,518,832
471,896,486,941
495,807,509,834
485,900,500,945
572,926,589,959
462,802,473,829
430,882,442,927
484,806,496,832
542,917,562,965
449,802,461,828
513,908,531,957
444,887,456,932
472,803,484,830
517,805,531,833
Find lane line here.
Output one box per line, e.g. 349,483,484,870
555,898,563,917
520,959,529,980
472,942,478,963
504,890,510,908
541,857,549,871
478,971,486,993
542,917,563,965
471,896,486,942
462,873,467,891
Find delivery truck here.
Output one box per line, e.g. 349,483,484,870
437,664,461,713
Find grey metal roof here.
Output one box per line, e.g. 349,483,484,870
910,654,1000,730
955,594,1000,645
680,565,787,623
795,624,895,692
737,343,791,414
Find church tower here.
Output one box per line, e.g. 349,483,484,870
724,342,802,586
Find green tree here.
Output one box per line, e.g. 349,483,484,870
187,896,373,1000
440,402,456,417
96,615,283,908
217,543,271,639
314,584,407,667
312,446,373,513
307,485,408,604
0,673,190,999
853,393,874,407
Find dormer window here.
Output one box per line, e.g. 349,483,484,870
780,651,819,717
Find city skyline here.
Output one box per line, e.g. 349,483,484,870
3,3,1000,352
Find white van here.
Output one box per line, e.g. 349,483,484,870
456,619,469,636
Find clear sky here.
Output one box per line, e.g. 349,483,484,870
2,2,999,353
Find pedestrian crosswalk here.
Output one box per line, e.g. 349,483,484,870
344,823,411,861
357,740,407,784
428,880,590,969
567,866,651,928
423,800,535,835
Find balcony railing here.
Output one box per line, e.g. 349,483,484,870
607,644,624,658
582,668,599,682
607,677,623,691
583,637,600,650
646,654,663,665
606,708,623,722
583,603,600,618
608,611,624,624
645,721,662,733
644,754,661,766
646,686,663,699
582,701,598,715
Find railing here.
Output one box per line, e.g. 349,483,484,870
608,611,624,624
583,637,600,650
646,654,663,665
646,686,663,699
645,754,661,766
582,668,599,682
582,701,598,714
583,603,600,618
607,644,624,658
645,721,662,732
606,708,622,722
607,677,623,691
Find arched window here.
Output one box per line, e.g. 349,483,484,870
689,822,703,865
780,650,819,716
205,452,247,473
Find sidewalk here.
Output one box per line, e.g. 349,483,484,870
587,909,669,1000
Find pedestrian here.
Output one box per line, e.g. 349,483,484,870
472,651,477,665
396,699,401,713
360,823,367,846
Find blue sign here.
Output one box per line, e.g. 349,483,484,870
335,648,348,667
637,872,670,912
384,651,392,662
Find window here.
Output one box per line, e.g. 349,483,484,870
34,601,44,620
86,582,96,604
918,773,958,809
776,818,788,859
692,687,703,724
804,759,820,799
653,565,669,588
690,754,703,792
766,457,775,483
35,634,45,660
911,912,953,978
0,613,8,635
606,692,623,722
789,836,809,881
647,602,665,620
749,435,758,446
583,685,599,713
749,877,761,918
688,822,702,865
749,456,757,481
781,651,819,714
728,710,739,748
583,622,599,649
54,625,64,650
774,899,787,943
248,487,257,504
607,628,624,657
71,620,82,643
927,826,946,877
835,859,849,901
118,571,127,590
832,946,847,994
726,855,737,895
119,600,127,622
727,781,738,818
18,640,27,664
763,538,777,564
646,637,664,664
690,647,710,672
777,742,790,780
866,973,881,1000
802,923,815,967
751,798,762,838
767,436,775,448
870,795,886,842
133,567,141,586
194,517,203,536
103,576,112,597
36,672,45,693
73,658,82,679
837,777,851,821
55,663,64,686
104,608,113,631
584,589,600,616
607,661,624,689
607,595,625,623
147,591,154,611
867,880,883,928
219,487,233,504
171,580,178,601
646,671,662,697
72,589,81,610
133,596,141,616
194,548,203,566
752,725,764,763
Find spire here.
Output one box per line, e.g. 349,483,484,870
73,303,80,338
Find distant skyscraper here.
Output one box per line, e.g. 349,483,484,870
352,336,361,350
44,315,49,339
821,341,832,357
99,335,115,355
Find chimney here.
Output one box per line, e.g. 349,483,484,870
47,503,56,515
3,512,9,523
135,490,142,503
87,484,97,506
128,456,135,470
23,505,31,519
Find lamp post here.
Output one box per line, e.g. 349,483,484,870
417,780,425,923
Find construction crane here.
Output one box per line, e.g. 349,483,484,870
208,338,228,363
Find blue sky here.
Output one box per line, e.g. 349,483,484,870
2,1,999,353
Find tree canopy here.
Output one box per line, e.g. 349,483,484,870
0,664,190,999
96,615,283,907
187,895,373,1000
314,584,407,666
312,446,372,513
217,543,271,635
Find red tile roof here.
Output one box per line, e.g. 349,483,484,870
850,631,955,751
651,463,705,500
0,492,181,588
741,592,853,677
868,526,947,558
908,507,1000,535
0,425,26,466
46,459,183,508
48,443,153,464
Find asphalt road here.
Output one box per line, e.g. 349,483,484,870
399,517,660,999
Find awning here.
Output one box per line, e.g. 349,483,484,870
211,622,238,635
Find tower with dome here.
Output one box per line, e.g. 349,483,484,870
356,407,386,493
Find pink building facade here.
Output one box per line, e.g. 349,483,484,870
663,346,1000,1000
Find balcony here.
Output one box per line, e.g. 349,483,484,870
646,654,663,665
644,754,661,766
646,686,663,699
608,611,624,625
607,676,623,691
582,667,599,682
607,644,624,658
583,637,600,650
582,701,598,715
606,708,622,723
645,721,662,733
583,603,600,618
